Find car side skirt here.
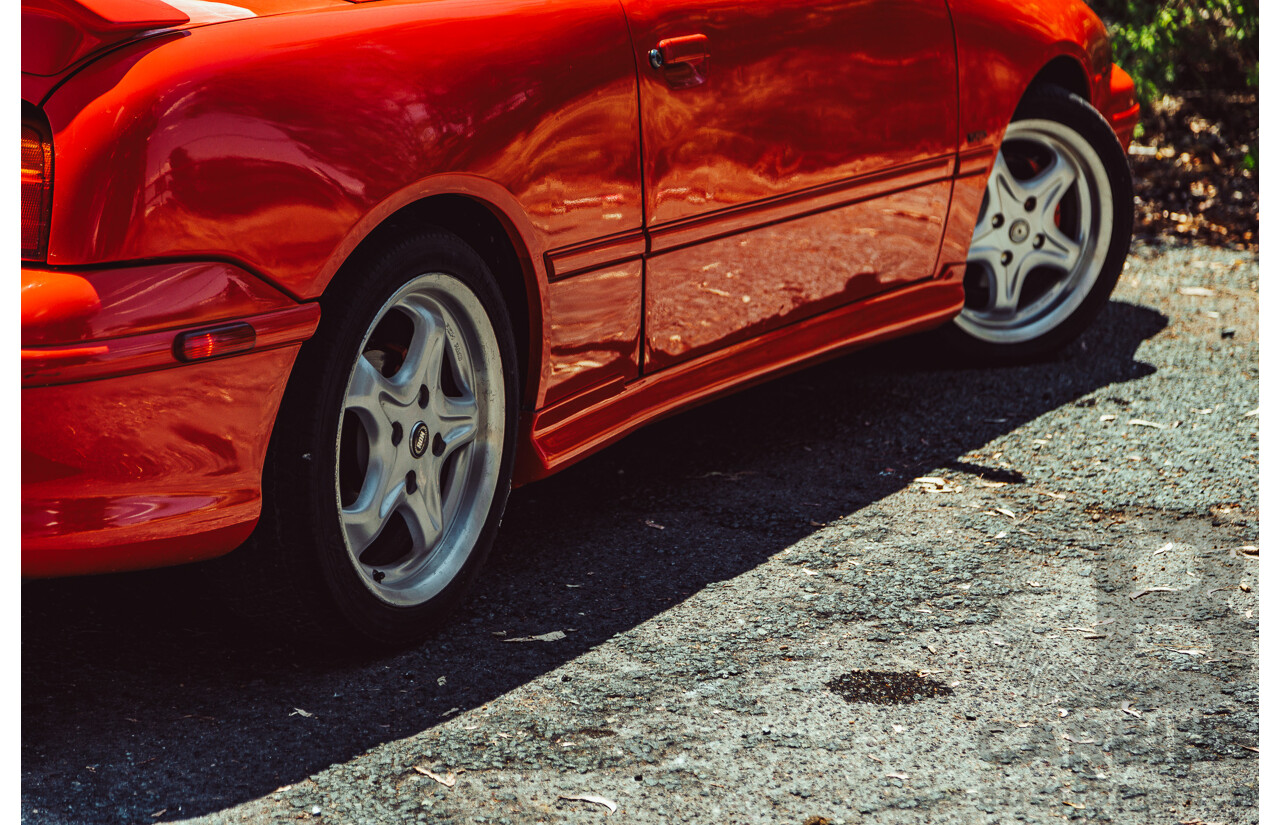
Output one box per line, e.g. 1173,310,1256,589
515,273,966,483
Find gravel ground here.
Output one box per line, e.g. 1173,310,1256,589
22,241,1259,825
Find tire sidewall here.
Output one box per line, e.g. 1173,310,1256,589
276,230,519,645
951,85,1134,362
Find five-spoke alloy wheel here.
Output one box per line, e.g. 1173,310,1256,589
337,273,505,608
952,86,1133,359
237,230,518,646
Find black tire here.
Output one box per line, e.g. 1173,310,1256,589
228,229,519,647
943,84,1134,362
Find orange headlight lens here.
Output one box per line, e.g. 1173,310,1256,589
22,122,53,261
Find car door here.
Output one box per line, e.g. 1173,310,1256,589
617,0,959,370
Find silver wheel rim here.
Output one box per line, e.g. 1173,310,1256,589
335,272,504,607
957,118,1114,344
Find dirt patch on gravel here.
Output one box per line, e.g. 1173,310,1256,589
825,671,954,705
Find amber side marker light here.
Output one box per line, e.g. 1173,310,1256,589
174,323,256,362
22,123,53,261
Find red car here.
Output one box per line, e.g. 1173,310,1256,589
22,0,1139,643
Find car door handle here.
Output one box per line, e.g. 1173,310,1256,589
648,34,709,89
648,34,709,70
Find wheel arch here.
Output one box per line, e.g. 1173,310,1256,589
950,0,1112,155
1023,53,1093,106
318,184,548,411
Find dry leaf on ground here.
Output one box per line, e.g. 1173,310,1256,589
414,766,457,787
503,631,567,643
559,794,618,814
1062,734,1098,744
914,477,962,493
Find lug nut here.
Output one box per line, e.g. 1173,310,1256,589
406,471,417,494
1001,251,1013,266
418,385,430,409
433,433,446,457
391,422,403,446
1024,197,1037,211
1033,234,1045,249
992,214,1005,228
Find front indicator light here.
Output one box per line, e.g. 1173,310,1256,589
174,323,256,362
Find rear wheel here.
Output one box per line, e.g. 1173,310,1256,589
951,86,1133,360
238,229,518,647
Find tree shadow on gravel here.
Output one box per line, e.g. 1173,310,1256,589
21,300,1166,824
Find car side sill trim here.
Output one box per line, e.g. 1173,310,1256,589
515,276,964,483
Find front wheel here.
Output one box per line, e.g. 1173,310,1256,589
951,85,1134,360
238,230,518,647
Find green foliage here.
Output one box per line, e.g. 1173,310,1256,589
1088,0,1258,101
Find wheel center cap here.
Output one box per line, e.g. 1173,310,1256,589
1009,219,1031,244
409,421,429,458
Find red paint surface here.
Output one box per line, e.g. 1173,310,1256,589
518,276,967,482
622,0,958,227
23,347,301,576
644,179,952,370
950,0,1112,154
544,261,643,405
38,1,643,301
21,303,319,386
937,148,997,276
21,0,1135,574
1106,65,1140,148
20,0,189,77
21,261,297,345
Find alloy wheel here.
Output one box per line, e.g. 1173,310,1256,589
335,272,505,607
957,118,1114,344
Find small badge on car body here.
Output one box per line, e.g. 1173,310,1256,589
410,421,429,458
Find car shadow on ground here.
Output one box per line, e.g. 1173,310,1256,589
21,300,1166,824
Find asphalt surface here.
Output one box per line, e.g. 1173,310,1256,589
22,241,1259,824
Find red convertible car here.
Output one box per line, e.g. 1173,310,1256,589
22,0,1138,643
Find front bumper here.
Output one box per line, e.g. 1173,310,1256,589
22,261,320,576
1105,65,1140,150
